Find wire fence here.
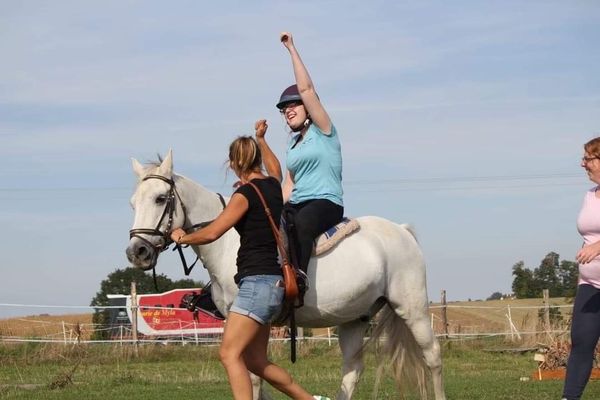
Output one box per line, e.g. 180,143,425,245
0,299,573,345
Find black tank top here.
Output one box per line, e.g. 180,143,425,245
233,177,283,283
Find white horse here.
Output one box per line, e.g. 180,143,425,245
126,151,446,400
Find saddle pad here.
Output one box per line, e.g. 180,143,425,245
313,217,360,256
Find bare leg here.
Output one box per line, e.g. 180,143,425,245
244,323,313,399
219,312,261,400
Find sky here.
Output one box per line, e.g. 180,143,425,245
1,1,599,318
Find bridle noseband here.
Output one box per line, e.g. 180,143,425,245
129,174,225,278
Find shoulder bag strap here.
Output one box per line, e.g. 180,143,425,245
249,181,299,364
247,181,289,265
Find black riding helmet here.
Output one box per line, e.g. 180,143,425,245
276,84,302,109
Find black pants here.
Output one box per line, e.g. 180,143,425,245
284,199,344,272
563,284,600,400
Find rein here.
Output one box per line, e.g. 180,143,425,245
129,174,226,288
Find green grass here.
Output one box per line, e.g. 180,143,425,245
0,339,599,399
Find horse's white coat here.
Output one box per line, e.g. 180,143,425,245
126,151,446,400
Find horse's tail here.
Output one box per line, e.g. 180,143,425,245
369,305,428,399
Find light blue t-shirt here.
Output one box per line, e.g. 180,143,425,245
286,123,343,206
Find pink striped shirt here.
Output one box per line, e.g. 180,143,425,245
577,186,600,288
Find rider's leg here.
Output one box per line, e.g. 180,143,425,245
288,199,343,271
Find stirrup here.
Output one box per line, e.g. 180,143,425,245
297,269,309,292
180,293,225,320
294,269,309,308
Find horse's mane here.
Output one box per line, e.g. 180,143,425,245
148,154,163,167
141,156,164,173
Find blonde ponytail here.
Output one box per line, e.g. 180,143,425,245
228,136,262,177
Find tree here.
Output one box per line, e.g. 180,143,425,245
557,260,578,298
90,267,204,339
512,261,535,298
511,252,578,299
487,292,503,301
533,252,561,297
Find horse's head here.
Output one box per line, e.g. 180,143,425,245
126,150,185,270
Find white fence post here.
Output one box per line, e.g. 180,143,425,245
131,281,139,356
62,321,67,345
441,290,449,338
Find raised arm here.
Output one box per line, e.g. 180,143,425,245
170,193,248,245
255,119,282,182
280,32,332,134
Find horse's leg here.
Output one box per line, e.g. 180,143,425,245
401,311,446,400
336,320,369,400
251,373,273,400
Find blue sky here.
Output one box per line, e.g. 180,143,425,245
1,1,599,318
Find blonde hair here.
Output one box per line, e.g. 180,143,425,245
584,137,600,157
228,136,262,177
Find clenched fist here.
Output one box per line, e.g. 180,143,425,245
280,31,294,49
255,119,268,139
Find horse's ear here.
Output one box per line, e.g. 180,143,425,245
157,149,173,177
132,158,146,179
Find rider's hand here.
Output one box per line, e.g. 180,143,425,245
280,32,294,49
255,119,268,139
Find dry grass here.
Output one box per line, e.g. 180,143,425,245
0,314,93,340
429,297,571,343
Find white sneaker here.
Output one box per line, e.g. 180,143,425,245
313,396,331,400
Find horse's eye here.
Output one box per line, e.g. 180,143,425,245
155,195,167,205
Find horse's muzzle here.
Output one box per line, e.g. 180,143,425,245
126,239,159,270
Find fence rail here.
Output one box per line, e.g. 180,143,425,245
0,298,574,345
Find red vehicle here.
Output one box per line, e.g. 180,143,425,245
107,288,224,337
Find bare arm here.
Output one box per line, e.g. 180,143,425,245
255,119,282,182
280,32,332,135
282,169,294,204
170,193,248,245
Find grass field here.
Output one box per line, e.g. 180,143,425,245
0,298,581,399
1,339,599,400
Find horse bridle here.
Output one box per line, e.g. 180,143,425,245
129,174,226,277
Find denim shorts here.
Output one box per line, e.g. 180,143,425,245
230,274,284,325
